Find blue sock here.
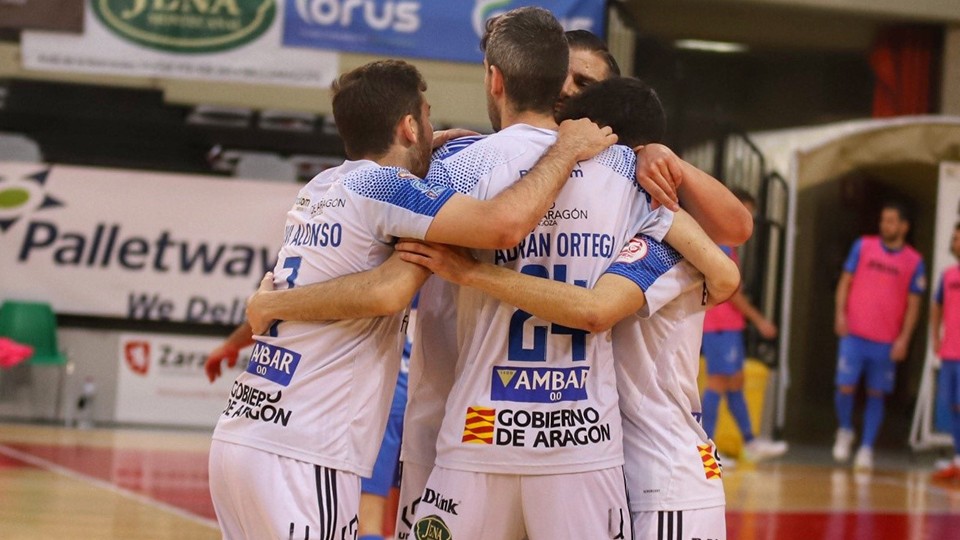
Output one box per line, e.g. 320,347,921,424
702,389,721,438
952,408,960,457
359,535,384,540
726,390,754,442
835,390,854,430
861,394,886,447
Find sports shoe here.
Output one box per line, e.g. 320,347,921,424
932,465,960,481
742,438,789,462
853,446,873,471
718,452,737,471
832,428,855,462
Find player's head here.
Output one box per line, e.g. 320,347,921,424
480,6,568,131
879,200,910,244
952,223,960,259
731,188,757,215
331,60,433,176
555,77,664,148
557,30,620,112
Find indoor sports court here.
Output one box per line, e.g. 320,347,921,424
3,0,960,539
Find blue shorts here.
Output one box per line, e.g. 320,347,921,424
938,361,960,410
702,330,745,376
360,371,407,497
835,335,895,394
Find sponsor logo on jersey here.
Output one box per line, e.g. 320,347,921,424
93,0,276,54
538,202,589,227
616,236,649,264
421,488,459,515
245,341,301,386
309,197,345,217
698,443,722,479
462,405,612,448
222,381,291,426
413,514,452,540
490,366,589,403
409,178,447,200
295,196,311,210
461,406,495,444
0,168,62,234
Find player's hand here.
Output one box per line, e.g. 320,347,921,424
432,128,481,150
891,337,909,362
635,144,682,211
556,118,617,161
205,343,240,383
834,313,848,337
395,241,478,284
246,272,277,335
756,318,778,339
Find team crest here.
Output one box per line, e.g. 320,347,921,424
616,236,649,264
414,514,453,540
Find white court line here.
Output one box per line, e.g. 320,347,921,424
0,443,218,529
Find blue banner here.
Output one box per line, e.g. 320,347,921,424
282,0,606,64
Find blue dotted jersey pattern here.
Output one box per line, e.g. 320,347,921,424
342,165,453,217
427,142,507,195
433,135,487,161
606,235,684,291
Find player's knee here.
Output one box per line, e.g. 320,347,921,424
838,385,855,394
706,375,728,392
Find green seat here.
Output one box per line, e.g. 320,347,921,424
0,300,69,419
0,301,67,366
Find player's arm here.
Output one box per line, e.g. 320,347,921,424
396,240,640,332
892,293,922,362
245,252,430,334
424,118,616,249
397,209,737,332
634,144,753,246
662,209,740,306
834,271,853,337
204,321,256,383
930,301,943,357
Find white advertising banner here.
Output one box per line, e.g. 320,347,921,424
0,161,299,324
21,0,338,87
116,332,248,426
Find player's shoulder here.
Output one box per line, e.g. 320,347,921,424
585,144,636,181
433,135,488,161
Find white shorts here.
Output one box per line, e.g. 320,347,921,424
410,465,630,540
631,506,726,540
208,440,361,540
395,461,432,540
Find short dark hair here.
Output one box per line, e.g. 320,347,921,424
565,29,621,77
555,77,665,147
331,60,426,160
480,7,568,114
882,200,911,223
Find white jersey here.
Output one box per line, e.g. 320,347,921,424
213,159,458,477
398,136,487,469
430,123,672,475
607,234,726,512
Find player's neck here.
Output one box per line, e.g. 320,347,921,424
369,147,413,173
501,108,558,131
881,237,905,251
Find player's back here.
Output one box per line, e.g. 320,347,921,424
433,123,669,475
214,160,442,477
609,236,725,512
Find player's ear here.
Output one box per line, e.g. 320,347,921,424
488,65,505,98
398,114,418,145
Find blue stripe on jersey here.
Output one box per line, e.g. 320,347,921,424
427,142,506,195
593,145,637,182
432,135,486,161
606,235,683,292
342,166,454,217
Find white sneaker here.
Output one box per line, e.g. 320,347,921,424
742,438,789,462
718,452,737,470
832,428,855,463
853,446,874,471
